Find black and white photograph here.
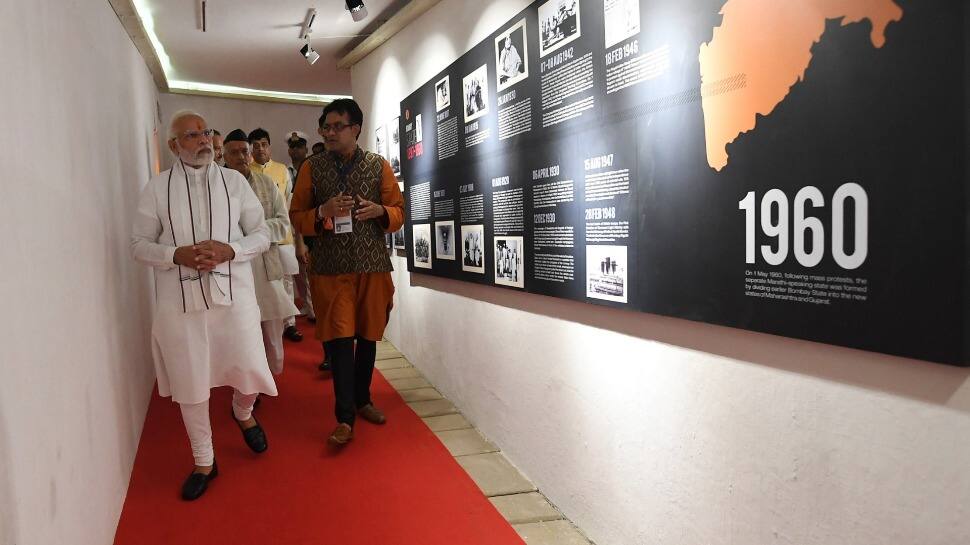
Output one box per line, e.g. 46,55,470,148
413,224,432,269
538,0,582,58
494,236,525,288
375,124,387,158
586,245,627,303
435,75,451,112
415,113,423,144
461,224,485,274
435,220,456,260
385,233,392,249
495,18,529,91
389,117,401,176
463,64,490,123
604,0,639,48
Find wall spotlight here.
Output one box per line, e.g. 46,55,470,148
346,0,368,22
300,42,320,65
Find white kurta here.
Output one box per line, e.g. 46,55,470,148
247,172,299,322
131,162,279,404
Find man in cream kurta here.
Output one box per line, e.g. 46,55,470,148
131,111,277,501
223,129,299,376
249,127,303,342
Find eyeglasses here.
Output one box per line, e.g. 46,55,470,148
321,122,357,134
178,129,214,141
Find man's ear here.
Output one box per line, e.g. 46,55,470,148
168,139,178,155
353,125,361,141
317,126,326,138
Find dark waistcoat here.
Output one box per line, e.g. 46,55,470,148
308,148,391,275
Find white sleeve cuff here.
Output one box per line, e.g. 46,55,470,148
229,242,245,263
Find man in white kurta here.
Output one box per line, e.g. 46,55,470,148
131,111,277,501
223,129,299,376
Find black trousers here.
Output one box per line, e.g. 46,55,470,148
323,336,377,426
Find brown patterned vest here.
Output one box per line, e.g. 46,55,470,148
308,147,392,275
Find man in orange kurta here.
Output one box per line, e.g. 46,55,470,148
290,99,404,446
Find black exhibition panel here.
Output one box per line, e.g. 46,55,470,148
397,0,968,366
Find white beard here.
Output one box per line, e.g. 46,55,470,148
179,148,213,167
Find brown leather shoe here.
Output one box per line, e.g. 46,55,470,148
357,404,386,425
328,423,353,446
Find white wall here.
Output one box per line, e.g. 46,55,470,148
157,93,325,172
0,1,160,544
351,2,970,544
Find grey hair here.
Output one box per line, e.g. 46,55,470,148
167,109,204,141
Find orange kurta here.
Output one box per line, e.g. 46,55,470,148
290,155,404,342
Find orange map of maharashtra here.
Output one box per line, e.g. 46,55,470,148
698,0,903,171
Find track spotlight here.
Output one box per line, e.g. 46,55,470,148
300,42,320,65
300,8,317,40
346,0,368,22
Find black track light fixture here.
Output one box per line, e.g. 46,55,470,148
346,0,368,22
300,41,320,65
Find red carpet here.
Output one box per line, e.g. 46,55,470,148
114,318,523,545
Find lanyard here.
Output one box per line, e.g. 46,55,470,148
335,149,361,194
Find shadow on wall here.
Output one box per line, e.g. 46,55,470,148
101,117,160,452
409,274,970,411
0,403,19,544
101,123,158,471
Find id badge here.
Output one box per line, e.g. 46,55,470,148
334,214,353,234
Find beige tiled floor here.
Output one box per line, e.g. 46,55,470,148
407,398,458,417
422,413,472,432
374,357,410,370
377,341,593,545
434,428,499,457
490,492,563,524
457,453,537,497
387,377,432,391
399,387,444,403
379,366,423,380
514,520,591,544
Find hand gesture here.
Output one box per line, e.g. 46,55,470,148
199,240,235,267
173,245,204,270
319,192,355,218
174,243,231,271
354,197,386,221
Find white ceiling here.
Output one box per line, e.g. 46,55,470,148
145,0,409,96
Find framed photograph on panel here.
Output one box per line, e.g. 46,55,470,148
538,0,582,58
375,124,387,158
413,223,432,269
435,220,456,260
388,117,401,176
494,236,524,288
435,75,451,112
495,18,529,91
461,224,485,274
463,64,490,123
603,0,639,48
586,244,628,303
